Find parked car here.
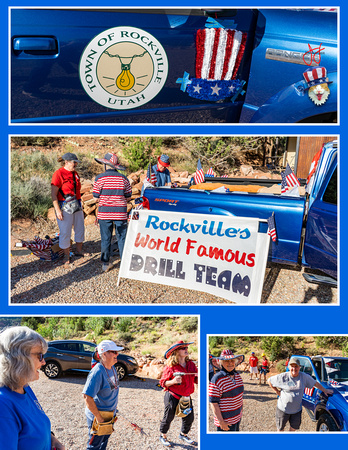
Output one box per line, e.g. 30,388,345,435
42,340,139,380
11,8,337,123
288,355,348,431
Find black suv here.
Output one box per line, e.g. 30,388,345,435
42,340,138,380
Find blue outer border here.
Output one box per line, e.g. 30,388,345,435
3,1,347,447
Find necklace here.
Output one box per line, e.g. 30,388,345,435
101,363,119,390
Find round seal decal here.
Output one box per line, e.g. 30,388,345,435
79,26,168,110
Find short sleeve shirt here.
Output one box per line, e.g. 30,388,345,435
268,371,317,414
83,363,120,420
51,167,81,201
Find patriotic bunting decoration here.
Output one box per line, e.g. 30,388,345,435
329,378,339,386
176,27,247,101
194,159,205,184
21,236,65,261
205,167,216,177
303,66,332,106
267,213,277,242
284,163,300,188
304,387,315,396
146,163,157,186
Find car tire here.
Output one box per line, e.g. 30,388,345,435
115,363,127,380
43,361,62,379
317,413,339,431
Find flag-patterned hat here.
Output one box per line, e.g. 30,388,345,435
217,349,244,366
95,152,126,170
164,340,194,359
303,67,331,89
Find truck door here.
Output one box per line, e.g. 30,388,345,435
11,8,257,123
302,160,337,279
297,356,318,412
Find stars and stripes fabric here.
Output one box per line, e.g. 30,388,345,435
146,163,157,186
206,167,216,177
195,28,247,81
209,370,244,426
267,213,277,242
329,378,339,386
281,172,289,194
194,159,205,184
21,236,65,261
304,387,315,396
284,163,300,188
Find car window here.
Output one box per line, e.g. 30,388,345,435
82,343,97,353
324,359,348,382
298,358,315,377
50,343,68,351
323,167,337,204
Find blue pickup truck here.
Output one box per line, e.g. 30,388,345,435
289,355,348,431
142,141,337,282
10,8,337,123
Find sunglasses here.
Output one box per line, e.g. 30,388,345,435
107,350,119,355
31,352,44,362
179,346,188,350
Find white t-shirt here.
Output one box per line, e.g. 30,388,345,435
269,371,316,414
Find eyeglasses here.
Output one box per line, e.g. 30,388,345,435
179,346,188,350
31,352,44,362
107,350,119,355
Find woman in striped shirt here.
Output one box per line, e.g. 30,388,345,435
209,349,244,431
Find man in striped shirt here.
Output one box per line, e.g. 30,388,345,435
209,349,244,431
93,153,132,272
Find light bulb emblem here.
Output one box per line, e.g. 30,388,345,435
116,63,135,91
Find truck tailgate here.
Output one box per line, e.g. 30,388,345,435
145,187,306,265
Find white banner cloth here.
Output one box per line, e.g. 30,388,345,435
118,210,270,304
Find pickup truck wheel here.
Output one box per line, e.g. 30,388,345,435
115,363,127,380
317,413,339,431
43,361,62,379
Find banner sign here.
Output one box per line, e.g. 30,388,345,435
118,210,270,304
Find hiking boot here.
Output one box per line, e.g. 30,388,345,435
102,262,113,273
159,435,171,447
179,433,196,445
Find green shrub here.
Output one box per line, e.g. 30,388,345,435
115,317,133,333
121,138,153,172
276,360,287,373
11,177,52,219
179,317,198,333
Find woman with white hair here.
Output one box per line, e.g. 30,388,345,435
0,326,65,449
82,340,124,449
209,349,245,432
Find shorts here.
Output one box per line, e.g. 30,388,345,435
276,407,302,431
250,366,258,374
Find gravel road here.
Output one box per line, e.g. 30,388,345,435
11,224,337,304
32,371,198,450
208,371,316,433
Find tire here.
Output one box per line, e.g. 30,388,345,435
317,413,339,431
115,363,127,380
43,361,62,379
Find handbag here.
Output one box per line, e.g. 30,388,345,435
59,172,82,214
91,411,117,436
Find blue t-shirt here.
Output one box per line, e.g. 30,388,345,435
0,385,51,450
83,363,120,420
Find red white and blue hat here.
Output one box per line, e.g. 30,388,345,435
158,154,170,167
217,349,244,366
95,152,126,170
303,67,331,89
164,340,193,359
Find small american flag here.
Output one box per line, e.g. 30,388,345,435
304,387,314,396
146,163,157,186
329,378,339,386
267,213,277,242
281,172,289,194
284,163,300,188
206,167,216,177
194,159,205,184
221,175,229,178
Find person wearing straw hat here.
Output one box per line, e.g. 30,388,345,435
268,356,333,431
51,152,85,267
159,340,198,447
93,153,132,272
209,349,245,432
83,340,124,449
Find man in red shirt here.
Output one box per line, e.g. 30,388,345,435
249,352,259,380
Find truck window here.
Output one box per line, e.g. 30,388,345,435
299,358,315,377
323,167,337,205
